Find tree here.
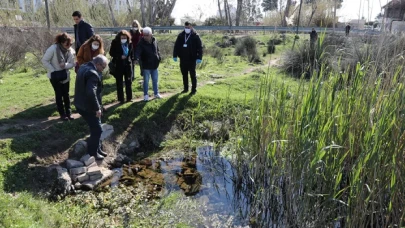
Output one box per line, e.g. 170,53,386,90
236,0,243,26
140,0,146,26
261,0,278,11
217,0,223,22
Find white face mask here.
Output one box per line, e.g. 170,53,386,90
185,28,191,34
91,44,99,50
121,39,127,44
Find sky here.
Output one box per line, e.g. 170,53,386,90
171,0,389,24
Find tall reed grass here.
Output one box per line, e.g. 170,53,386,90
234,34,405,227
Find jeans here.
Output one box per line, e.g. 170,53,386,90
50,80,71,117
77,108,102,157
143,69,159,95
180,61,197,92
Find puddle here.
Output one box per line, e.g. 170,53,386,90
119,145,248,226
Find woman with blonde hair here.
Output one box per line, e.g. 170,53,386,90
76,34,105,66
130,20,143,78
42,33,75,121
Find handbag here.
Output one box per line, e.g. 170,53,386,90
108,61,116,76
50,70,68,82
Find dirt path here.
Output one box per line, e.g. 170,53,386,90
0,59,279,140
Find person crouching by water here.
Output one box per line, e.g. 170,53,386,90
42,32,75,121
76,35,105,66
109,30,134,103
74,55,109,160
134,27,162,101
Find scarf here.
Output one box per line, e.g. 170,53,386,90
56,43,68,64
121,43,129,57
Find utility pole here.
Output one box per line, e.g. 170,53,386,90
44,0,50,30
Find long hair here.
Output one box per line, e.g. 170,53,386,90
114,30,132,43
132,20,142,31
54,32,73,45
83,35,105,53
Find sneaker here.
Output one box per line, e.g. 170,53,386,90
60,115,69,121
95,153,105,160
181,90,189,94
67,116,74,121
144,95,149,101
155,93,162,99
98,149,107,157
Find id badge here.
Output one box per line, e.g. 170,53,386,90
183,44,188,47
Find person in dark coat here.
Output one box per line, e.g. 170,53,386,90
109,30,134,103
72,11,94,53
134,27,162,101
130,20,143,79
74,55,108,160
173,21,203,95
310,28,318,48
345,23,351,36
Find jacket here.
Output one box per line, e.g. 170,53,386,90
77,43,104,66
130,28,142,50
74,62,102,113
73,20,94,52
134,37,161,70
173,29,203,62
41,44,75,84
109,39,134,75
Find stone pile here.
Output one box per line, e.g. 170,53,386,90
66,154,113,190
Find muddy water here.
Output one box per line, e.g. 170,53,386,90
119,146,248,226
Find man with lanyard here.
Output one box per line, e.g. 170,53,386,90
173,21,203,95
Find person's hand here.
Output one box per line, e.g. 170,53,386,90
121,55,126,60
96,110,102,118
196,59,202,64
173,57,177,62
59,63,65,68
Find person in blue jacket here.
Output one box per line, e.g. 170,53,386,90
72,11,94,53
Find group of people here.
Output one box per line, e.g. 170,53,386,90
41,11,203,160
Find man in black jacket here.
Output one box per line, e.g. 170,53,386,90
74,55,108,159
173,22,203,95
72,11,94,53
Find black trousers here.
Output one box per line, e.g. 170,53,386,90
180,61,197,92
115,70,133,102
50,79,71,117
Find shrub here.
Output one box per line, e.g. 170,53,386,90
267,45,275,54
23,28,55,67
235,36,261,63
229,36,238,45
0,28,27,71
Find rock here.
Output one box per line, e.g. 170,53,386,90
87,167,102,176
129,140,140,149
73,140,87,156
75,173,89,182
70,167,87,176
81,169,114,190
87,162,97,168
74,182,82,190
89,174,103,181
80,154,95,166
100,124,114,141
66,159,84,169
53,167,72,196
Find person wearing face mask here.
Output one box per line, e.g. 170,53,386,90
173,21,203,95
42,33,75,121
134,27,162,101
109,30,134,103
76,35,105,66
74,55,109,160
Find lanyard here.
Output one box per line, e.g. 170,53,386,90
185,33,191,44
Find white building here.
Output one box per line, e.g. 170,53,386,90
18,0,42,12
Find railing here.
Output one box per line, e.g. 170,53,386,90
55,26,381,35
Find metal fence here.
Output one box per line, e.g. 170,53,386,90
55,26,381,36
